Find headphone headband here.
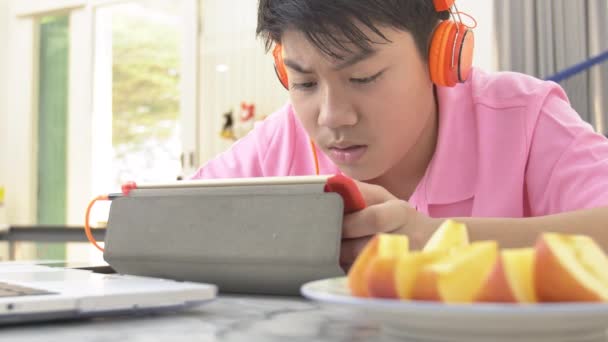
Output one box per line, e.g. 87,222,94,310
433,0,455,12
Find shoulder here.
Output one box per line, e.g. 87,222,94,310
252,102,294,142
464,68,580,147
253,103,330,176
250,102,313,175
468,67,569,111
251,102,302,154
190,103,299,179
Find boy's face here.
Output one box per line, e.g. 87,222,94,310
281,25,436,181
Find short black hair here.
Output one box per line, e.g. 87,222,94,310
257,0,450,61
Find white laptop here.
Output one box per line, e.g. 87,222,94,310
0,260,217,325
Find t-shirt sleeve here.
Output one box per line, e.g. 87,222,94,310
525,87,608,215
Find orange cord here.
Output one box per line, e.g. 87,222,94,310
85,194,109,252
309,139,320,176
455,11,478,29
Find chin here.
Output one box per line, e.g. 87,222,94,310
337,164,385,182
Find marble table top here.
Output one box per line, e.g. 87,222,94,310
0,295,401,342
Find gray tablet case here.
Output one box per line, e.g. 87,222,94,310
103,183,346,295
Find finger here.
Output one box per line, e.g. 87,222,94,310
354,180,392,206
342,199,411,239
340,236,372,266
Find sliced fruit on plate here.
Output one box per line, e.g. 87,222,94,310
413,241,498,303
475,248,537,303
395,250,447,300
535,233,608,302
365,234,410,298
347,233,409,298
423,219,469,252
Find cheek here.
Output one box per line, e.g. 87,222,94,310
369,78,432,132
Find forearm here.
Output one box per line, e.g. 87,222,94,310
433,207,608,250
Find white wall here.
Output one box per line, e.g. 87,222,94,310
459,0,498,72
0,0,10,213
198,0,289,164
4,2,38,224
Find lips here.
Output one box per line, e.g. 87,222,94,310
328,145,368,164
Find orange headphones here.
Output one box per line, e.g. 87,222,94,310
272,0,475,89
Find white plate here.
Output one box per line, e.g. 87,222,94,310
301,277,608,342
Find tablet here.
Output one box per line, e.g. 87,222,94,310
104,174,366,295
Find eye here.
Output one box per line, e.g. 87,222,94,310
291,82,317,91
350,70,385,84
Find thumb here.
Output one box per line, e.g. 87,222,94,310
354,180,393,206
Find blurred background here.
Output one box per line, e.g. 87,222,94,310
0,0,606,263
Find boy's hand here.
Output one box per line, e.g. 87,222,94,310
339,181,436,271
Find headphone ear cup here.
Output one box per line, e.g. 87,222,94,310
273,44,289,90
429,21,454,86
429,21,474,87
443,22,463,86
457,25,474,82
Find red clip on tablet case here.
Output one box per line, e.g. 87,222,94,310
324,174,366,214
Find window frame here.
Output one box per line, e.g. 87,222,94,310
5,0,200,225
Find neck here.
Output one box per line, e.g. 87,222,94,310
369,91,439,200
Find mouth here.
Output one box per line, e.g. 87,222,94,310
327,144,368,165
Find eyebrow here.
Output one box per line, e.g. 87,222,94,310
283,49,378,74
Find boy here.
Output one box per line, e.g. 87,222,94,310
192,0,608,270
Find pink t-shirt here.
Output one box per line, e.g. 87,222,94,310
191,68,608,218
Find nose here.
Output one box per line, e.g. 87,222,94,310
317,84,358,129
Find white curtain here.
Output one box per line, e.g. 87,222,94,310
495,0,608,132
